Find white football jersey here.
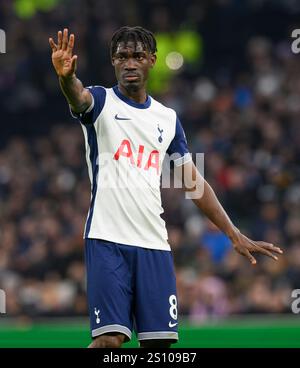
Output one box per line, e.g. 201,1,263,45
71,85,191,251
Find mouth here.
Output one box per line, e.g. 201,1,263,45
123,74,139,81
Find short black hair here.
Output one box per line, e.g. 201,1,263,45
110,26,157,58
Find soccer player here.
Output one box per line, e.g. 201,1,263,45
49,27,283,348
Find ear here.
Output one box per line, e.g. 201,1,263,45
150,54,157,68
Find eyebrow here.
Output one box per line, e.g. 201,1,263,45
115,50,147,56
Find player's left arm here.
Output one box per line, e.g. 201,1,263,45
176,160,283,265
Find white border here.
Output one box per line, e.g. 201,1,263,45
92,324,132,340
138,331,178,341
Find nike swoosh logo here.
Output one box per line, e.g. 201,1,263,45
115,114,131,121
169,321,178,328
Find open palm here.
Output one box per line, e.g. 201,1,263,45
231,230,283,265
49,28,77,78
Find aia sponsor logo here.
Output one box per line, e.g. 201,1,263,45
114,139,160,175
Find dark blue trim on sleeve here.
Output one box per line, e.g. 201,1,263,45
167,116,189,158
71,86,106,125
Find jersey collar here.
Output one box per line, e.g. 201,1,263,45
113,85,151,109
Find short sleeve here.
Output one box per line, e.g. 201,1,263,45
167,116,192,167
70,86,106,125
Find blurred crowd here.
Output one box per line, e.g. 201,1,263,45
1,0,300,322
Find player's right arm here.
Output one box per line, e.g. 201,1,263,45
49,28,92,113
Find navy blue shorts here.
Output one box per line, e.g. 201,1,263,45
84,238,178,343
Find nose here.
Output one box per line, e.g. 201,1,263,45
124,57,137,70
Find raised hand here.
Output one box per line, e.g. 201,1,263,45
49,28,77,78
231,230,283,265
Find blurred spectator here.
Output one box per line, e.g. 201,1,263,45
200,220,231,263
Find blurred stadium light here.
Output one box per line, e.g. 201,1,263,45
14,0,60,18
149,29,203,93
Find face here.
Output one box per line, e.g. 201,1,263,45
112,41,156,91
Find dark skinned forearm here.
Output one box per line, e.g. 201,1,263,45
191,179,239,241
180,161,240,242
179,160,283,263
59,75,90,113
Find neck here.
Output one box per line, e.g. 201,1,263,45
118,83,147,104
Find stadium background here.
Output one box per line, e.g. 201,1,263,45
1,0,300,347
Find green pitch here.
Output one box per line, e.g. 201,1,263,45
1,318,300,348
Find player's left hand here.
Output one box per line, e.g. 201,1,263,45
230,229,283,265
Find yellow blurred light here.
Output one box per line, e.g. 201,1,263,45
165,52,184,70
